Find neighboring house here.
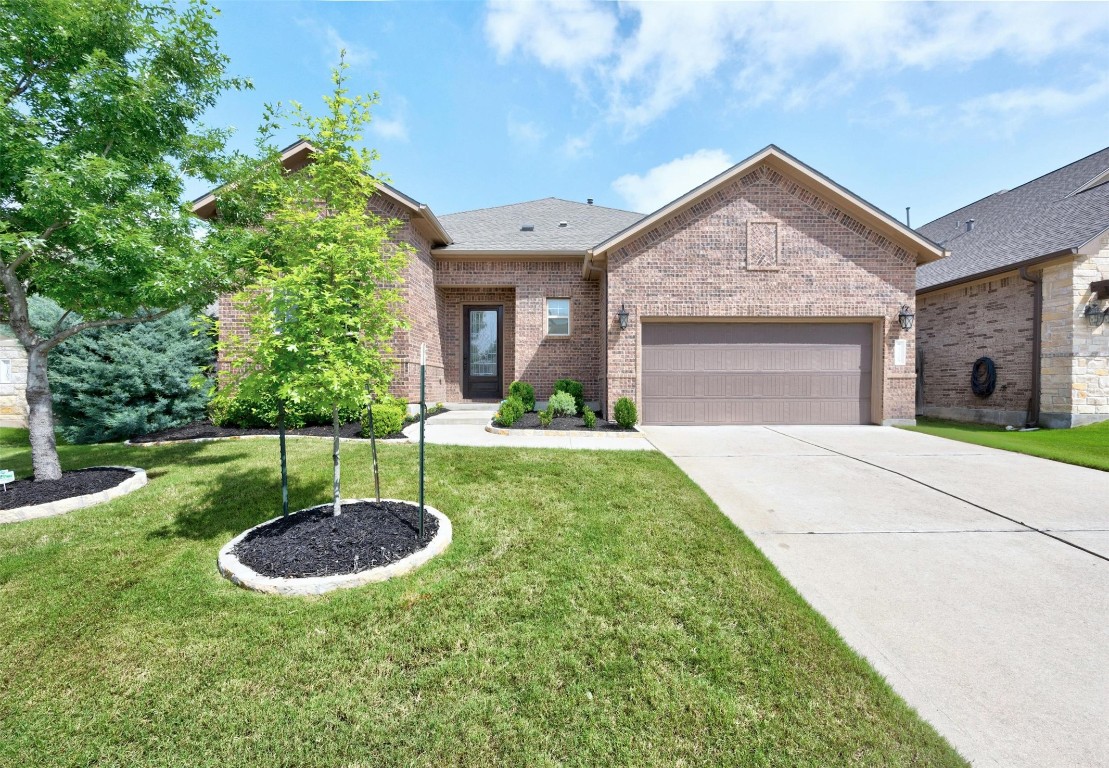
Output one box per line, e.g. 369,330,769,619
916,147,1109,428
0,330,28,428
196,141,943,426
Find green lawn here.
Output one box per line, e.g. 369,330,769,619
905,418,1109,472
0,436,963,766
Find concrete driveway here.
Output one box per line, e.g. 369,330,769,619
641,425,1109,768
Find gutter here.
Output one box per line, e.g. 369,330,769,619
1019,266,1043,427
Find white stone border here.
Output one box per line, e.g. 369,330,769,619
124,433,410,447
217,499,452,596
485,423,646,439
0,466,148,524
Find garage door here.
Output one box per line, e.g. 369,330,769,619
641,322,872,425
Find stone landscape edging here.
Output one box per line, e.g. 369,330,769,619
217,499,452,596
0,466,148,524
484,423,646,439
124,433,411,447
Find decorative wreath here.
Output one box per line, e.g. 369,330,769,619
971,357,997,398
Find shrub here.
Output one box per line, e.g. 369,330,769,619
553,378,585,415
538,409,553,427
494,396,525,427
547,391,576,417
582,408,597,429
364,397,406,438
29,299,213,444
211,389,362,429
614,397,638,428
508,380,535,412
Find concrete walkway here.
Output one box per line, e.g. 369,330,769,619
641,425,1109,768
403,408,655,451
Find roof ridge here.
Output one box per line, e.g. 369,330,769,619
919,144,1109,229
441,196,643,218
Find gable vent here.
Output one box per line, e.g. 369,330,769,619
520,223,535,232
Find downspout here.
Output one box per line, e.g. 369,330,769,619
1019,266,1042,427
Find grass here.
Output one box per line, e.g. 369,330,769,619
0,436,963,767
905,417,1109,472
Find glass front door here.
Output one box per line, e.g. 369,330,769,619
463,306,502,399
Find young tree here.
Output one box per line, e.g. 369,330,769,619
211,56,410,516
0,0,249,479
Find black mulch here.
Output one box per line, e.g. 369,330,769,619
0,468,136,510
505,412,634,432
232,500,440,578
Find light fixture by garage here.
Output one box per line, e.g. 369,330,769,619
897,304,915,331
616,303,630,330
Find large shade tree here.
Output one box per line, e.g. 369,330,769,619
0,0,248,479
211,56,410,516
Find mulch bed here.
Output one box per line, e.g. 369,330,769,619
232,500,439,578
506,412,634,432
0,468,135,510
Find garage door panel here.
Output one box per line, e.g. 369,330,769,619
641,322,873,425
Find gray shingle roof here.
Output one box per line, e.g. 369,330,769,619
917,147,1109,290
437,198,643,252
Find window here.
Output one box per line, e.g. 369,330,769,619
546,298,570,336
0,360,10,384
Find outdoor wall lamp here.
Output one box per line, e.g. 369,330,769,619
897,304,915,331
616,303,630,330
1084,302,1107,328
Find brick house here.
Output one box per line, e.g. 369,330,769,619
197,142,943,425
916,147,1109,428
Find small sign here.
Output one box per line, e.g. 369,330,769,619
894,339,908,366
0,469,14,490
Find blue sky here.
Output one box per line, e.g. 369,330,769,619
191,1,1109,227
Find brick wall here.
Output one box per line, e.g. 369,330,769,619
434,259,602,402
605,163,918,423
916,270,1035,425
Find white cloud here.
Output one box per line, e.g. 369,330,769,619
370,114,408,142
485,0,616,73
297,19,372,68
562,132,593,159
484,1,1109,133
507,116,546,146
955,75,1109,133
612,149,734,213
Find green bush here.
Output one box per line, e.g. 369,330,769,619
211,388,363,429
29,298,212,444
365,398,406,438
582,408,597,429
553,378,585,415
547,391,576,417
614,397,638,429
495,396,525,427
508,380,535,412
538,409,553,428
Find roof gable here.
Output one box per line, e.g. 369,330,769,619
591,145,945,267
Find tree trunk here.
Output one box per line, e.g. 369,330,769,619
332,403,341,516
26,347,62,481
277,399,289,517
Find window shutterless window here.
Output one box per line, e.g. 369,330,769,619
546,298,570,336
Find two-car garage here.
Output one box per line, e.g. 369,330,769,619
641,322,874,426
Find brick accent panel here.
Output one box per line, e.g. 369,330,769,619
916,270,1035,425
434,260,601,402
605,162,917,423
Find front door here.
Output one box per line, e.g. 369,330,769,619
462,305,503,399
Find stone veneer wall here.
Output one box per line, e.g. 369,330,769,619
0,338,27,427
916,270,1035,426
1041,242,1109,427
433,259,602,403
605,163,918,424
